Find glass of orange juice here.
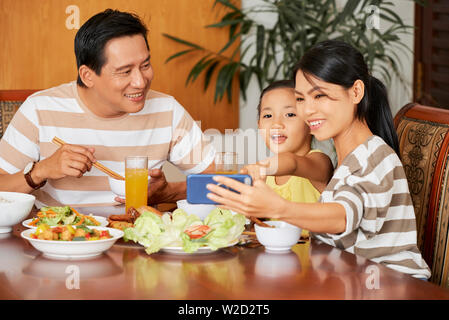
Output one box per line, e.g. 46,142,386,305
125,156,148,213
214,152,238,174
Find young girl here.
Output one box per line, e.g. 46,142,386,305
243,80,333,238
207,40,431,279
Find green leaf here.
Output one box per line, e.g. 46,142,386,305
218,31,242,55
332,0,360,29
165,48,197,64
204,61,220,91
186,55,214,86
206,18,243,29
214,62,239,103
256,25,265,67
162,33,204,50
213,0,240,12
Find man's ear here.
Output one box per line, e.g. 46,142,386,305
78,65,95,88
350,79,365,105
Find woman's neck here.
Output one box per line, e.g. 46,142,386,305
334,120,373,167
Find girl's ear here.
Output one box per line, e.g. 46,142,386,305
350,79,365,105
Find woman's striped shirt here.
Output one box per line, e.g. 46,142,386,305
313,135,431,279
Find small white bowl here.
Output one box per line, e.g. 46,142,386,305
108,175,126,197
255,220,301,253
0,192,35,233
21,226,124,260
176,199,217,220
108,174,150,198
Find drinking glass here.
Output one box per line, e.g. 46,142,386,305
214,152,238,174
125,156,148,213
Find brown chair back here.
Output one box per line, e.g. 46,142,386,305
394,102,449,287
0,90,38,138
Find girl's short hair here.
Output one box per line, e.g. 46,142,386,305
257,80,295,118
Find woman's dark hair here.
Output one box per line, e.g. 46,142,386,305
257,80,295,118
292,40,400,155
74,9,149,87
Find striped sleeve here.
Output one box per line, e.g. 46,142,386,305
168,99,215,174
315,136,431,279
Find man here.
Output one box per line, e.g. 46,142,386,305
0,9,215,215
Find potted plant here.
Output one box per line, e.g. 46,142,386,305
163,0,423,104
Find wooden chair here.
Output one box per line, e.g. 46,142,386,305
0,90,38,138
394,102,449,287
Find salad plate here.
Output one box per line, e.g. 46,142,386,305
22,215,108,229
21,226,124,260
159,240,238,255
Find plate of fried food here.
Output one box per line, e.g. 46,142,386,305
22,206,108,229
107,205,163,230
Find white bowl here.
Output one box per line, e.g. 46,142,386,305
108,174,151,198
21,226,124,260
255,220,301,253
176,199,217,220
108,175,126,197
0,192,35,233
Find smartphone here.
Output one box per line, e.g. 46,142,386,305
186,174,252,205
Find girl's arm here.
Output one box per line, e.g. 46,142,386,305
242,151,334,192
206,176,346,234
276,152,333,192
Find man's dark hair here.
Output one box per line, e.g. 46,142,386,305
74,9,149,87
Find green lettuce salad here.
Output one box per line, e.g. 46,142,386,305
123,207,246,254
30,206,100,227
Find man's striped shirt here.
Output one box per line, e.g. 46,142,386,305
0,81,215,209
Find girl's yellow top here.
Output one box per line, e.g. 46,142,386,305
265,149,323,237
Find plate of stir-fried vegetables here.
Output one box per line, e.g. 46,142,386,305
22,206,108,229
21,224,124,259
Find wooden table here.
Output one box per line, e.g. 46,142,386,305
1,223,449,301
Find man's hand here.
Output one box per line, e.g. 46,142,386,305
34,144,96,182
114,168,187,205
146,168,172,205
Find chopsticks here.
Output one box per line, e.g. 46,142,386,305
51,136,125,181
249,216,274,228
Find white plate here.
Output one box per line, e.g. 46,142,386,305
22,215,108,229
159,240,238,255
20,226,124,260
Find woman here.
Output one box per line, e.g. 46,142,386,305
206,40,430,279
